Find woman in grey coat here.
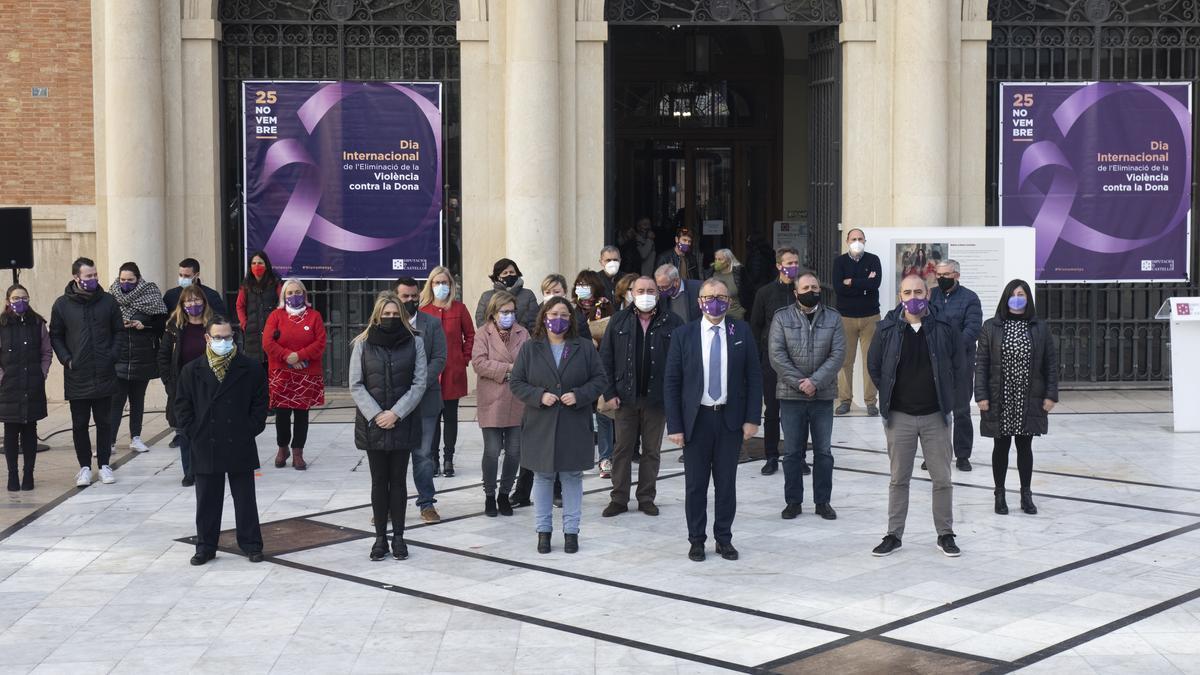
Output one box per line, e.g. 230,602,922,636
509,297,608,555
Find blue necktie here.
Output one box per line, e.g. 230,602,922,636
708,326,722,401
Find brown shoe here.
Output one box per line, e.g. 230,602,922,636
292,448,307,471
420,507,441,524
274,446,290,468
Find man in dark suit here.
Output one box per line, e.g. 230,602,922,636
664,278,763,562
163,257,228,317
654,264,701,324
395,279,448,521
175,315,269,565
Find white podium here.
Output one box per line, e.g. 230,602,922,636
1157,297,1200,432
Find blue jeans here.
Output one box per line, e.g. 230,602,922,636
533,471,583,534
595,413,614,462
780,399,834,505
413,413,439,509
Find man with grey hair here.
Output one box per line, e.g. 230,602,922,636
599,245,622,299
655,264,701,324
928,259,982,471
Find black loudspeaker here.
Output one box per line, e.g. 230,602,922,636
0,207,34,269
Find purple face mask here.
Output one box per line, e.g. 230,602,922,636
119,281,137,293
545,317,571,335
79,278,99,292
781,266,799,280
285,294,306,309
701,297,730,317
903,298,928,316
678,243,691,254
9,299,28,314
184,304,205,317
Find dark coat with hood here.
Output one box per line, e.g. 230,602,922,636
509,336,609,473
975,284,1059,437
867,302,965,424
0,312,52,423
49,282,123,400
175,351,269,474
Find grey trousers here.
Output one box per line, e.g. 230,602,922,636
481,426,522,497
884,410,954,539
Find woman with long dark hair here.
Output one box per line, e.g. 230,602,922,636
108,262,167,455
236,250,281,366
349,293,426,560
509,297,608,554
474,258,540,331
975,279,1058,516
158,284,214,486
1,284,52,490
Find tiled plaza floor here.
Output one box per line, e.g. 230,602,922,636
0,390,1198,674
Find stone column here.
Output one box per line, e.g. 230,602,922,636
573,13,608,272
102,0,166,284
890,0,949,228
504,0,560,292
180,13,224,287
958,18,992,226
840,19,879,234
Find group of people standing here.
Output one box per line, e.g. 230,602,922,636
0,229,1059,566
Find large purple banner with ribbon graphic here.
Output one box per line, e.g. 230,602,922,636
243,81,442,279
999,82,1192,282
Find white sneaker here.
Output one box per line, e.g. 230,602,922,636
130,437,149,452
75,466,92,487
99,466,115,484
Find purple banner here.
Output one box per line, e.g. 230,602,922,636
999,82,1192,281
243,81,442,279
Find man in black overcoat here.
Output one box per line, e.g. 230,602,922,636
176,316,270,565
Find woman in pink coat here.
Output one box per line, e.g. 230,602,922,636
470,290,529,517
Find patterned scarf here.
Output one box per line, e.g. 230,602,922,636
206,344,238,382
109,278,167,322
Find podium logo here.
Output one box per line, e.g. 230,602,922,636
1142,260,1174,272
1178,303,1191,316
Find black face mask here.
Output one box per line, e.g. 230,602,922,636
937,276,956,292
402,300,419,316
501,275,519,288
796,291,820,308
379,317,404,333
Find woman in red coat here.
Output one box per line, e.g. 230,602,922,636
419,266,475,476
263,278,326,470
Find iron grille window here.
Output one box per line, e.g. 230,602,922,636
986,0,1200,384
605,0,841,24
219,0,460,386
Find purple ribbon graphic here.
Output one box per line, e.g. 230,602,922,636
259,82,442,270
1016,83,1191,273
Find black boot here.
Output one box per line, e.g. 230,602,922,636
564,533,579,554
994,489,1009,515
510,469,533,507
6,472,18,492
484,495,498,517
369,536,389,561
21,466,35,491
1020,490,1037,515
443,457,455,478
497,493,513,516
433,450,441,477
537,532,551,554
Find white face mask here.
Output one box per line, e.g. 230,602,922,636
178,277,193,288
543,293,558,304
604,261,621,276
634,294,658,312
624,291,634,306
849,241,865,255
575,286,592,300
433,284,451,300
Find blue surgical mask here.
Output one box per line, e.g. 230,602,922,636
209,338,234,356
433,284,451,301
178,277,193,288
1008,295,1028,312
498,312,516,330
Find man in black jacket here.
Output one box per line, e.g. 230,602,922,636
50,257,124,488
929,260,983,471
832,228,882,416
176,316,269,565
867,275,965,559
163,257,228,317
599,276,684,517
655,227,702,281
748,246,802,476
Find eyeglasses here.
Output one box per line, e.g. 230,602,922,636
699,295,731,303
